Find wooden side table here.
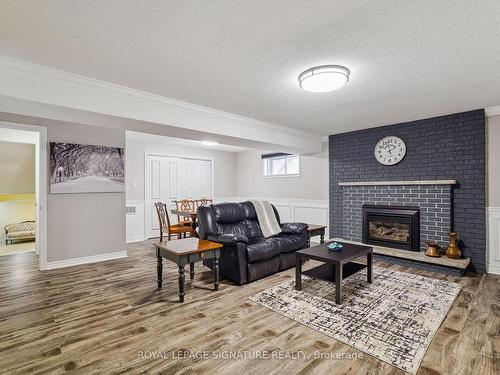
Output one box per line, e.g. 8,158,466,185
307,224,327,245
154,238,223,303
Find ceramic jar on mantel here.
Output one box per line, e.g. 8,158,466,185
446,232,461,259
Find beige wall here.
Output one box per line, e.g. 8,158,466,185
0,141,35,194
236,143,328,200
126,138,237,200
0,114,126,262
488,114,500,207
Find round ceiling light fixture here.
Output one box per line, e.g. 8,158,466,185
298,65,350,93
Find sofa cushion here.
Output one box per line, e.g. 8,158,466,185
216,222,251,238
213,202,246,224
280,222,309,235
241,201,257,220
272,234,308,253
245,220,263,239
246,238,282,263
6,230,36,239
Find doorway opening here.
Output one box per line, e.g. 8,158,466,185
0,121,47,270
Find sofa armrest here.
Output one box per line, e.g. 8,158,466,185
207,233,249,245
280,222,309,235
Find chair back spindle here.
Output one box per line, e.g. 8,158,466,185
155,202,171,242
195,198,213,209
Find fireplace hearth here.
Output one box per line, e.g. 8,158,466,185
362,205,420,251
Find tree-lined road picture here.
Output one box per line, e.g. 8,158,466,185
50,142,125,194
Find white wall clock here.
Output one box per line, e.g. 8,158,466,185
374,136,406,165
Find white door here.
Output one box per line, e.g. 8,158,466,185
145,155,213,239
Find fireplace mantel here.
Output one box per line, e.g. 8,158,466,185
338,180,457,186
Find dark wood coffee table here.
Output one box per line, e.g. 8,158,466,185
295,241,373,304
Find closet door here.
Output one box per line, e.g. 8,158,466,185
145,155,166,239
197,160,212,198
145,155,213,239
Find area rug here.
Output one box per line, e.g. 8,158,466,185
249,266,461,374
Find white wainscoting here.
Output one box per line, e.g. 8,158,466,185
127,197,329,241
126,200,145,243
488,207,500,275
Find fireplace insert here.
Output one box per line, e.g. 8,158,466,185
362,205,420,251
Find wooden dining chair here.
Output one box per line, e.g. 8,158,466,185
174,199,196,225
155,202,195,241
195,198,213,208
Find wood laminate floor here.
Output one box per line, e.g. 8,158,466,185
0,240,498,375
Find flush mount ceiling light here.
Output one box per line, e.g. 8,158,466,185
200,140,219,146
298,65,350,93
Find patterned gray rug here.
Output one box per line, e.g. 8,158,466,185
250,266,461,374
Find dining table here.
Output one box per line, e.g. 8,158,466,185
170,209,198,237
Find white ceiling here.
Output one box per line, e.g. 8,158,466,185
1,1,499,136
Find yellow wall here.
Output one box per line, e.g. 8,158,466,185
0,193,35,202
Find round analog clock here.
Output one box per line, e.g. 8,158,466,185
374,136,406,165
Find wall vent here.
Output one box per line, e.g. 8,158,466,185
125,206,136,214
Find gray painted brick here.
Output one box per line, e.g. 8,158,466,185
329,109,486,273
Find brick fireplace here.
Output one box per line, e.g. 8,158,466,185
340,181,455,251
329,109,486,272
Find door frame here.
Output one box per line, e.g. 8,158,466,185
144,151,215,239
0,121,48,270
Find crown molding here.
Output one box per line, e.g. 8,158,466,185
0,55,322,152
486,106,500,117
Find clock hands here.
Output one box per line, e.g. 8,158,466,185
385,143,396,155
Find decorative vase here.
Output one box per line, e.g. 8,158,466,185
446,232,461,259
425,241,441,257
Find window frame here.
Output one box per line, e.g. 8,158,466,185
262,154,301,178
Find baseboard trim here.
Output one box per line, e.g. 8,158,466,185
45,251,128,270
487,264,500,275
126,236,146,244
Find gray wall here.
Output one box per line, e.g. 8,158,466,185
46,122,125,262
126,138,237,200
236,143,328,200
329,110,486,272
0,113,125,263
0,141,35,194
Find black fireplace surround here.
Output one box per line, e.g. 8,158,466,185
362,205,420,251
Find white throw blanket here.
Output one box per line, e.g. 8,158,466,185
249,199,281,238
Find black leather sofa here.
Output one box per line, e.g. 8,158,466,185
197,201,309,284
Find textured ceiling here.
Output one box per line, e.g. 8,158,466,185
1,1,499,135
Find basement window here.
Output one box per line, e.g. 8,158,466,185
262,153,300,177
